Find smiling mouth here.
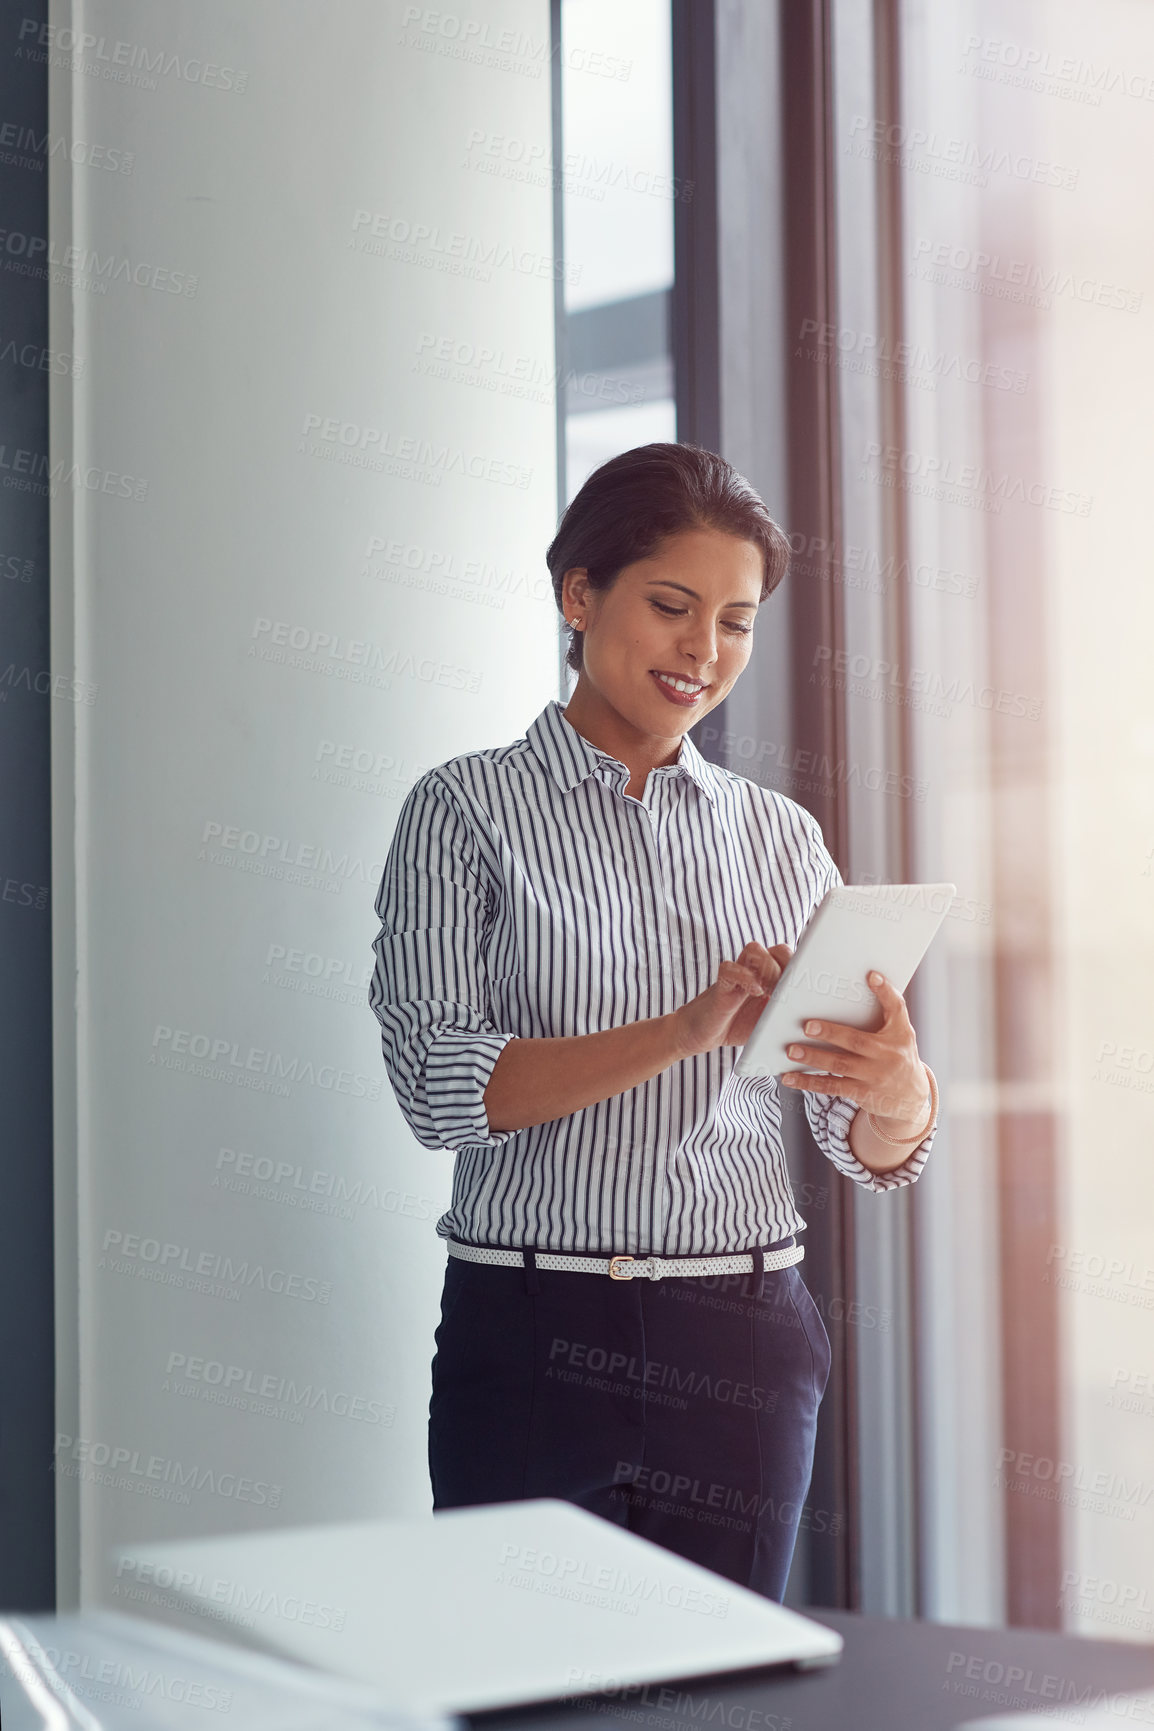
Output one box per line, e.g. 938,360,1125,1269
651,670,710,700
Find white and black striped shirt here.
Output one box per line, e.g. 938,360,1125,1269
369,698,935,1255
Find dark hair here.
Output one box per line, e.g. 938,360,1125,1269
547,442,791,674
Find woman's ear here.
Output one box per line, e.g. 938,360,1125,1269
562,567,589,624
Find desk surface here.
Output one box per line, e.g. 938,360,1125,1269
468,1608,1154,1731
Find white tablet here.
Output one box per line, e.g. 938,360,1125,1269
734,882,956,1079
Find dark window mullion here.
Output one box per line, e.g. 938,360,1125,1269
779,0,857,1611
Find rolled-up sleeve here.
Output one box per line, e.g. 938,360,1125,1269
803,1089,936,1193
369,772,518,1153
794,813,936,1193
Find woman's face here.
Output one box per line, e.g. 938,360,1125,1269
562,526,764,736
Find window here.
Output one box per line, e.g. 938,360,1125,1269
555,0,677,698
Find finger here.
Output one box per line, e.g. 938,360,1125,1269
739,941,792,967
785,1042,872,1081
866,971,911,1027
738,943,786,992
720,960,769,997
761,946,792,988
797,1016,880,1056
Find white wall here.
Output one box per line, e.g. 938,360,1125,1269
48,0,558,1609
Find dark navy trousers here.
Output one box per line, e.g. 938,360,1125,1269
427,1239,832,1602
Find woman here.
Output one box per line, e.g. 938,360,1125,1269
369,442,938,1602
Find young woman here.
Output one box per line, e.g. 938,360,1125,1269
369,442,938,1602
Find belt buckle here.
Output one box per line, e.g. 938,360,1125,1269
608,1255,634,1281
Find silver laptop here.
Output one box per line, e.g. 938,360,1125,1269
111,1497,843,1716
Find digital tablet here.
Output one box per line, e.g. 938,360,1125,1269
734,882,956,1079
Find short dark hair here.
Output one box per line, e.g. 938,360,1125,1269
547,442,791,674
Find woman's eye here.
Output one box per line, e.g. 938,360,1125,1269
651,600,751,636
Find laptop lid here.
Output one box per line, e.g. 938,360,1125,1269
111,1498,843,1716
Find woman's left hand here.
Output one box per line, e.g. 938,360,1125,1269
778,970,930,1132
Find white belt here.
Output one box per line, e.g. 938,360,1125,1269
446,1239,804,1281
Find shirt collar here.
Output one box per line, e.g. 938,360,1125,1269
525,699,720,806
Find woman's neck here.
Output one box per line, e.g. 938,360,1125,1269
560,682,684,796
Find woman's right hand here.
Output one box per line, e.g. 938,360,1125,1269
670,942,794,1058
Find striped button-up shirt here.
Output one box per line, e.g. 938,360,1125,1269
369,698,935,1255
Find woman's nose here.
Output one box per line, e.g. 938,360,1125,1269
678,620,720,660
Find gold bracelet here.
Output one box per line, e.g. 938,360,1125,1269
866,1065,938,1146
